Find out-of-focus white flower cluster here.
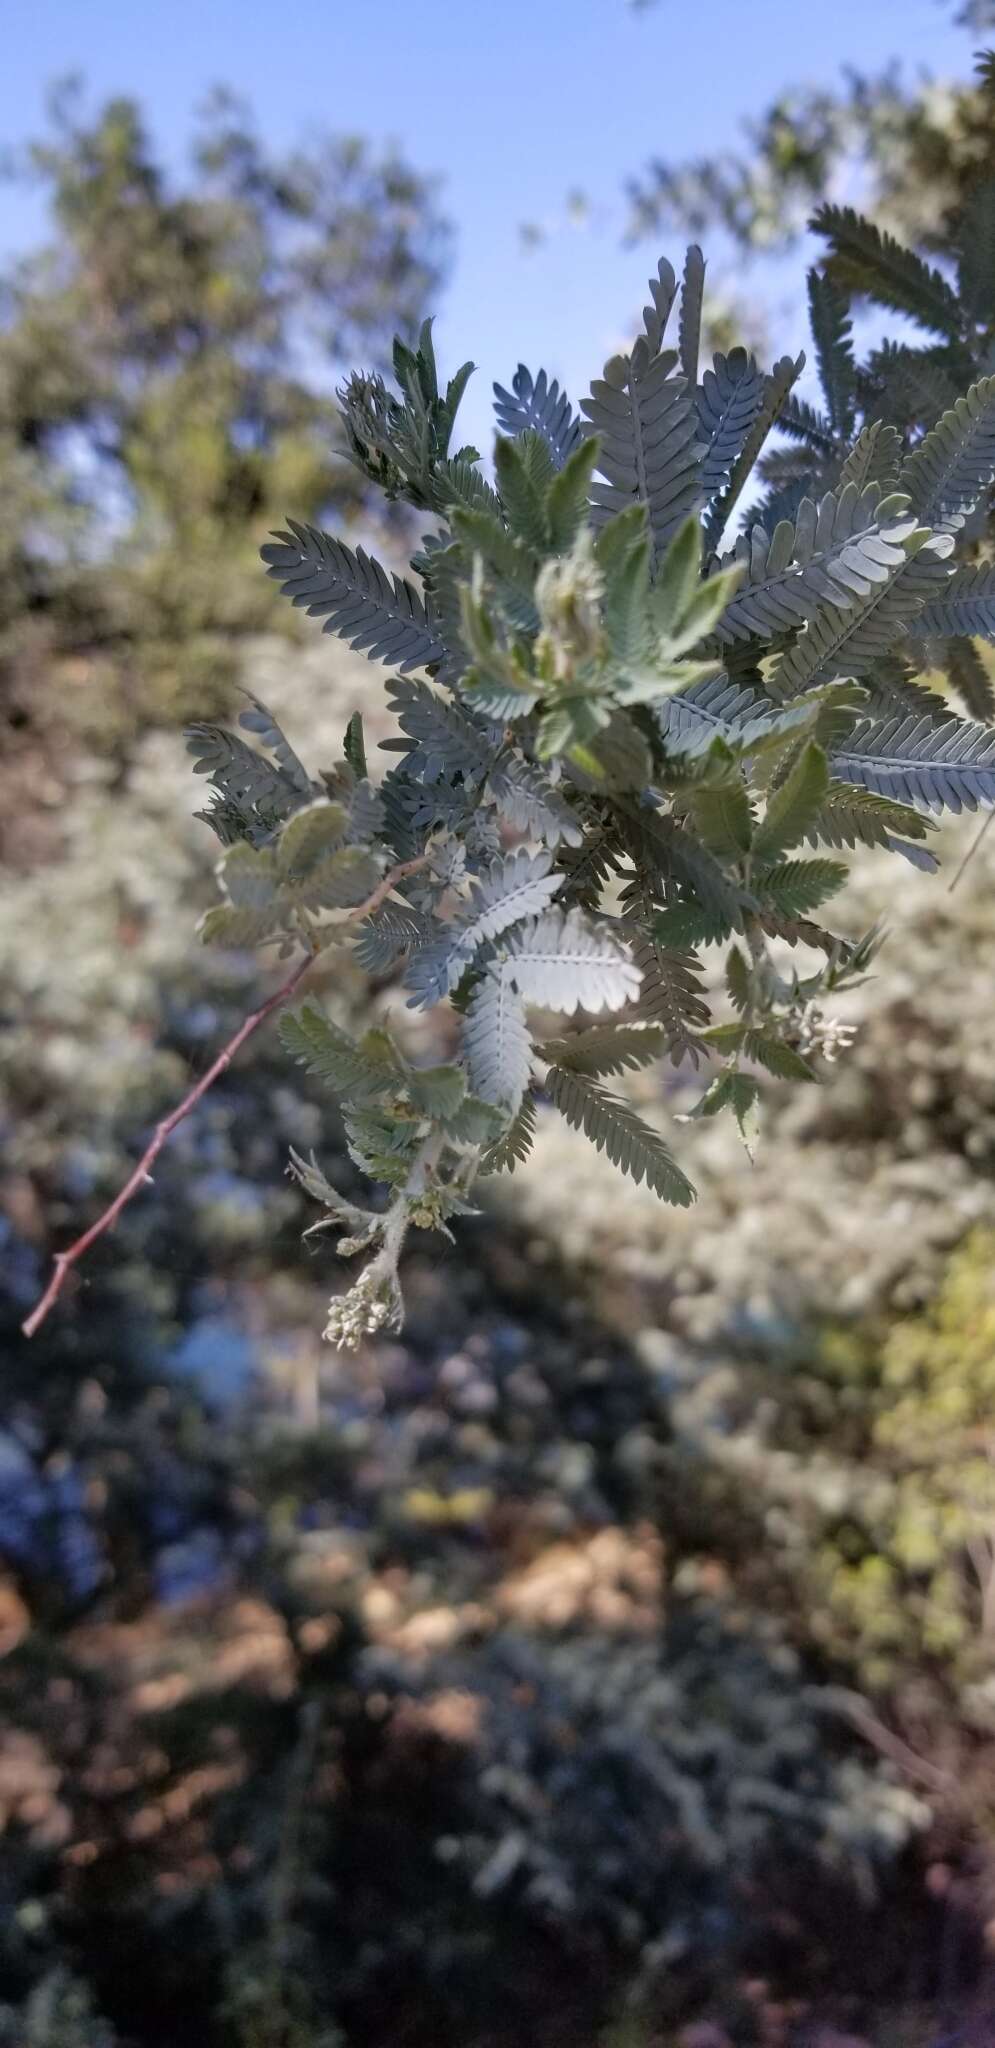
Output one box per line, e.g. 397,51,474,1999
323,1260,404,1350
788,1000,858,1064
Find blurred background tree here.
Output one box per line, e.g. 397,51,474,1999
623,8,995,252
0,80,449,798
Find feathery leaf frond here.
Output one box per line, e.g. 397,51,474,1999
777,394,838,453
463,973,533,1111
500,908,641,1013
535,1021,668,1078
455,848,561,949
772,535,954,695
838,420,903,494
943,636,995,723
899,376,995,528
480,1092,537,1174
487,754,585,848
831,713,995,813
679,243,706,387
704,352,804,548
812,204,963,338
384,674,496,782
261,520,446,673
626,923,710,1065
582,312,703,564
912,560,995,640
808,782,936,856
352,899,429,974
714,486,919,647
492,364,584,469
697,348,767,501
752,857,847,917
405,848,561,1007
185,723,304,846
237,695,312,796
545,1066,695,1206
808,269,856,438
279,1005,400,1104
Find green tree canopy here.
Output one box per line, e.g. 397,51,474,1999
0,82,450,750
624,37,995,255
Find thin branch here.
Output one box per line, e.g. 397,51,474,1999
948,807,995,894
21,855,430,1340
806,1683,952,1793
21,951,312,1339
349,853,429,922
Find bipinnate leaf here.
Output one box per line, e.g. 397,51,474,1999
545,1066,695,1206
262,520,446,672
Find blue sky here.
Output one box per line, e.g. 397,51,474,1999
0,0,979,454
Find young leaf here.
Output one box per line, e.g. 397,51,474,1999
277,801,347,879
752,858,848,917
343,711,368,780
652,516,744,657
406,1064,468,1120
652,512,701,625
703,1022,817,1081
683,1068,761,1139
603,521,652,668
690,775,753,859
279,1005,401,1104
546,436,601,551
494,435,551,551
754,742,830,859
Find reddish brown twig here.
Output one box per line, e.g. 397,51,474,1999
348,854,429,923
21,950,313,1338
21,855,430,1339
